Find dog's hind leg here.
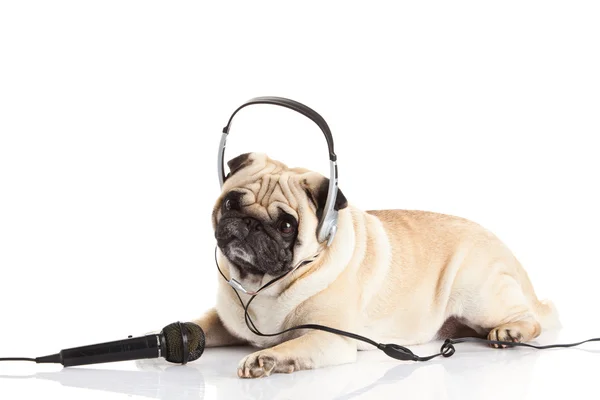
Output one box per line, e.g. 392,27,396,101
452,258,557,348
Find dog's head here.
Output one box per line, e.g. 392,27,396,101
213,152,347,277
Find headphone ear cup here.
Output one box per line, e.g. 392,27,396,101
326,223,337,247
317,210,338,245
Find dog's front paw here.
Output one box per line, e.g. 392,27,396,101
237,350,302,378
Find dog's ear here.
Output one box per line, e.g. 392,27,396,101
302,174,348,220
224,153,253,181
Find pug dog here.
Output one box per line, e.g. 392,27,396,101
193,152,559,378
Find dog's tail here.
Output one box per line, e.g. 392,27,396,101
534,298,561,330
513,258,561,330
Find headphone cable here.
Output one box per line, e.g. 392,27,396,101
216,250,600,362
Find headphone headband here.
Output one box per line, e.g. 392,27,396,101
217,96,339,245
222,96,336,160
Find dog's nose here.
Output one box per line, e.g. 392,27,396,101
243,217,262,231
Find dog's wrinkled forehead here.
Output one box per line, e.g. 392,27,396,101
217,152,309,219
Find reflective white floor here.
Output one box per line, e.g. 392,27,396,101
1,327,599,400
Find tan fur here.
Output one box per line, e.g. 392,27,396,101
193,153,559,378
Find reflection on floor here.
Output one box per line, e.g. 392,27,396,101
2,328,599,400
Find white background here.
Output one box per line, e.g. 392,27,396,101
1,1,599,399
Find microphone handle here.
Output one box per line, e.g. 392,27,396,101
45,334,164,367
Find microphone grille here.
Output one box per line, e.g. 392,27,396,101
162,322,206,364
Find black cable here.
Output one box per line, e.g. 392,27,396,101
216,249,436,360
215,248,600,362
236,281,438,360
448,336,600,350
0,358,36,362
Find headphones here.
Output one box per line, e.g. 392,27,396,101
217,96,340,246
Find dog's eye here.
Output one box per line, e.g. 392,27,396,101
278,216,297,236
280,222,294,234
224,198,240,211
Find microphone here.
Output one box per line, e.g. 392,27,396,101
0,321,206,367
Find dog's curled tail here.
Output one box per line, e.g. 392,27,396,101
535,299,561,330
